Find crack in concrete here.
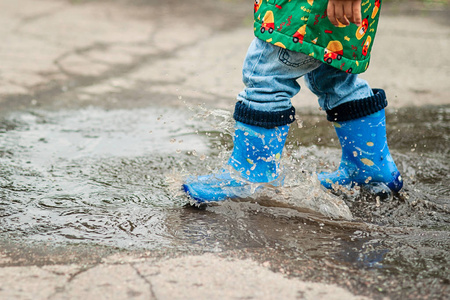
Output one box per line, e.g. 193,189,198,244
46,264,99,299
32,265,76,300
0,0,250,111
53,42,121,78
0,27,221,112
13,5,67,33
130,264,158,300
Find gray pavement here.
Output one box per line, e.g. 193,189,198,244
0,0,449,299
1,0,448,112
0,253,369,300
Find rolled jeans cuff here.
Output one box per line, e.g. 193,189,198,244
233,101,296,129
325,89,388,122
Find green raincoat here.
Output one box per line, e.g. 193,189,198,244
254,0,382,74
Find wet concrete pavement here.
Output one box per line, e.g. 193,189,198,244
0,0,449,299
1,0,449,112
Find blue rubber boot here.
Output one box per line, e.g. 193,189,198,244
183,121,289,203
319,109,403,194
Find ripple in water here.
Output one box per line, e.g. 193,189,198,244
0,107,210,249
0,105,448,299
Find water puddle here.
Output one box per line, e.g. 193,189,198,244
0,107,209,248
0,105,448,298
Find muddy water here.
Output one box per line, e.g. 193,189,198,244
0,105,449,299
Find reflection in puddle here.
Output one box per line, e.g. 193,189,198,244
0,106,449,298
0,107,207,248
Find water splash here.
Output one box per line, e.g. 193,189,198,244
0,104,448,300
176,105,353,220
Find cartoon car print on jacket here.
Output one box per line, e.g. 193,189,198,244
253,0,381,74
362,36,372,56
293,25,306,43
254,0,261,13
324,41,343,64
274,42,286,48
372,0,380,18
356,17,369,40
261,11,275,33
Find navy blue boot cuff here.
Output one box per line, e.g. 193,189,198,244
326,89,388,122
233,101,296,129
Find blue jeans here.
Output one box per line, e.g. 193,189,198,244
237,38,374,114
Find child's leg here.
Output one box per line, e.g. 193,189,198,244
234,38,321,127
304,64,403,193
183,38,322,203
304,63,375,112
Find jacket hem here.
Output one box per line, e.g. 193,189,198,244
253,20,371,74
